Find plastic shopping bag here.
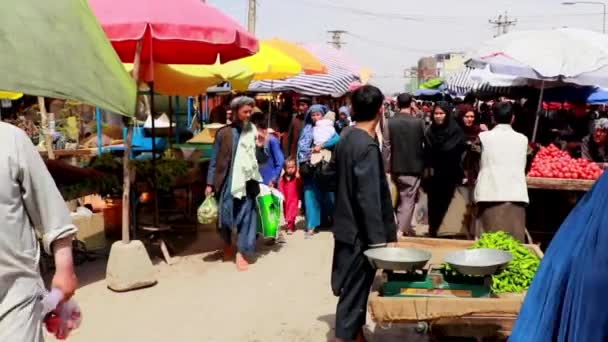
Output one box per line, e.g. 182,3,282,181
197,195,218,225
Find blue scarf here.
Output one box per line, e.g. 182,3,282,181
297,104,327,163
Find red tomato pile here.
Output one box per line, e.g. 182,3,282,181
528,144,603,180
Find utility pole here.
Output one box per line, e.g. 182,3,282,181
327,30,347,49
247,0,256,34
489,11,517,37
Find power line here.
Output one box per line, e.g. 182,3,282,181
489,11,517,37
346,32,457,54
284,0,603,23
327,30,347,49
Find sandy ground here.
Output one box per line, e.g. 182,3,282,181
47,228,429,342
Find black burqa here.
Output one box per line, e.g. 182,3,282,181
425,101,467,236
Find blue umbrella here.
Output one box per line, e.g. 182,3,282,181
587,88,608,104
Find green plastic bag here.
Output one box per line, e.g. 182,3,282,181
256,193,281,239
197,195,218,225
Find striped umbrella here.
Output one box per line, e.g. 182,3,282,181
444,66,526,96
249,44,361,97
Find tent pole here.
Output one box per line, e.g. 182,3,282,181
531,80,545,143
187,97,192,129
122,39,143,244
37,97,55,160
95,107,103,155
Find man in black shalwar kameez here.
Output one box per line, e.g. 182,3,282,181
331,85,397,342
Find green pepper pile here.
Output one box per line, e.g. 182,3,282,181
471,231,541,294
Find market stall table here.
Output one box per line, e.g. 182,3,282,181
526,176,595,192
369,238,543,340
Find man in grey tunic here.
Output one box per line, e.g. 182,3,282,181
0,122,78,341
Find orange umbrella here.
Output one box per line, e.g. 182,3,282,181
264,38,327,75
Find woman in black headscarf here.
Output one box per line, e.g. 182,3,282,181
425,101,467,237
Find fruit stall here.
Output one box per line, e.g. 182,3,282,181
525,144,602,246
369,233,543,340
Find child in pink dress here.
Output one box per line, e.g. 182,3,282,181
279,157,302,234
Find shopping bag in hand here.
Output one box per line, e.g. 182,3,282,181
197,195,218,224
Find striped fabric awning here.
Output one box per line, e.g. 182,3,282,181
445,67,515,96
249,44,361,97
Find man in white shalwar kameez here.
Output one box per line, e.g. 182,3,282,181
0,122,78,341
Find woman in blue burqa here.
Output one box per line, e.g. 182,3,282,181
206,96,262,271
297,104,340,238
510,172,608,341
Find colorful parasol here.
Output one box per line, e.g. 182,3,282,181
123,63,254,95
0,91,24,100
89,0,259,81
264,38,327,75
227,42,303,81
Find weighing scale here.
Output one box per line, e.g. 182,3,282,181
381,266,492,298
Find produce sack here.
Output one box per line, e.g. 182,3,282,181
510,172,608,341
197,195,218,225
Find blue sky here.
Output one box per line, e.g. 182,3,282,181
209,0,604,93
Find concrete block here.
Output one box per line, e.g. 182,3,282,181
106,240,157,292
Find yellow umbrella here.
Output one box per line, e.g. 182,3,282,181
228,42,302,81
123,62,254,95
0,91,24,100
264,38,327,75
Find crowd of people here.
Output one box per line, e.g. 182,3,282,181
202,85,539,341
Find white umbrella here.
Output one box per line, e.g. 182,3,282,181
467,28,608,87
467,28,608,141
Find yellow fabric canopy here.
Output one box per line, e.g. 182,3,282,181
0,91,23,100
227,42,302,81
264,38,327,75
124,62,253,96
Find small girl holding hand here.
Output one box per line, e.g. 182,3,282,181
279,157,302,234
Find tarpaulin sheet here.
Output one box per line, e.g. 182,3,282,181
0,0,136,116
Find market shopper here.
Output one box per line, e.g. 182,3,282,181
474,102,529,242
331,85,397,342
581,118,608,164
206,96,262,271
278,157,302,234
334,107,351,134
0,122,78,341
458,104,488,185
285,96,312,158
297,104,339,238
425,101,467,237
382,93,426,236
251,112,284,187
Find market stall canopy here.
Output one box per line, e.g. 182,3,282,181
123,62,253,95
225,42,302,81
467,28,608,88
264,38,327,75
0,91,23,100
419,78,444,89
89,0,258,81
0,0,136,115
249,44,361,97
587,88,608,104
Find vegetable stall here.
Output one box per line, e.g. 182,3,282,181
525,144,602,247
369,234,543,340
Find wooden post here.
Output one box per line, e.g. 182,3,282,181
37,97,55,160
122,39,144,244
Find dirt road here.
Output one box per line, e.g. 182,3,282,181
48,230,426,342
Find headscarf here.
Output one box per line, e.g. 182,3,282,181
339,106,351,118
297,104,327,163
457,104,481,141
428,101,466,152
